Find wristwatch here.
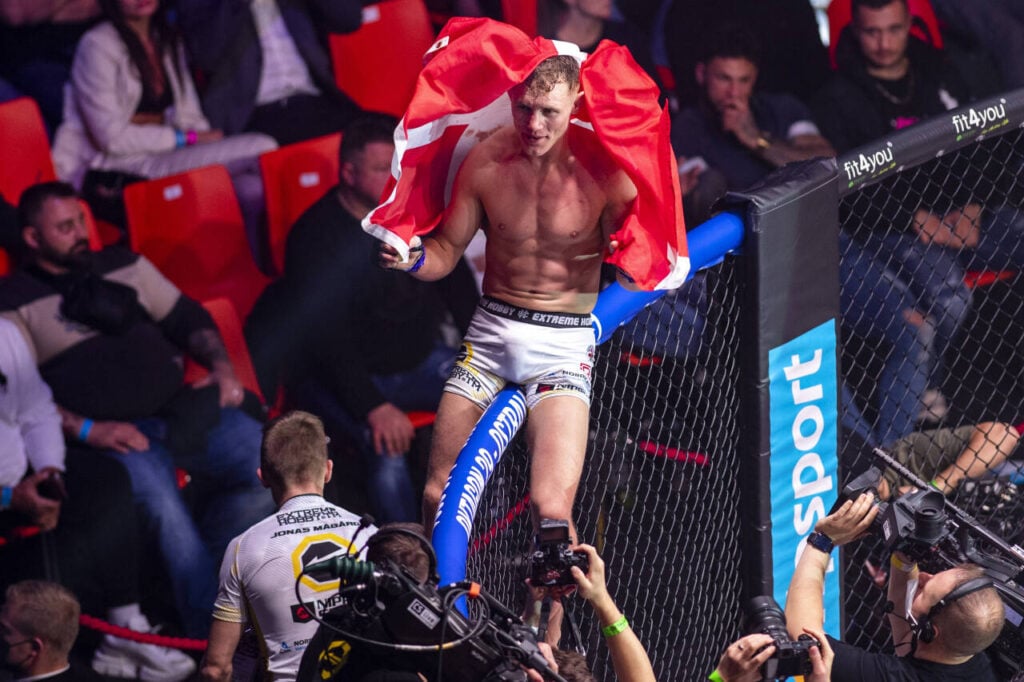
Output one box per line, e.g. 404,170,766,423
806,531,835,555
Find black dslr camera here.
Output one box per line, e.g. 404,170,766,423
530,519,589,587
836,466,949,562
744,596,820,681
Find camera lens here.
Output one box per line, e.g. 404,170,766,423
744,596,788,636
913,490,947,541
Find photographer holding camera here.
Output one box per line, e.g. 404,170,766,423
785,492,1005,681
710,627,833,682
524,543,656,682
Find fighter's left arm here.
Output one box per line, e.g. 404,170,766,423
603,169,641,291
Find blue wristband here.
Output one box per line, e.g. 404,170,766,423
174,129,186,148
78,418,94,442
408,247,426,273
0,486,12,510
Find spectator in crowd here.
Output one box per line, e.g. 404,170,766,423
522,543,657,682
711,627,833,682
1,581,101,681
51,0,277,244
815,0,973,426
878,421,1020,499
0,317,197,679
670,25,833,223
0,0,102,134
246,115,477,523
175,0,364,146
380,53,658,539
839,234,942,445
0,181,274,639
536,0,661,94
822,0,1024,278
202,411,375,682
663,0,830,111
812,0,970,154
786,493,1004,681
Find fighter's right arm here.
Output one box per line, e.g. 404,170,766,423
380,159,484,281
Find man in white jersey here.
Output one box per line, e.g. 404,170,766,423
201,411,376,682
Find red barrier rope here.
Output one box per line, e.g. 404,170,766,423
79,614,208,651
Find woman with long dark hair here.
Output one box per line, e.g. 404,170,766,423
53,0,276,243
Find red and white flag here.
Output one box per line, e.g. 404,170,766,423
363,17,689,290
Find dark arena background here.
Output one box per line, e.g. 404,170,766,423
435,87,1024,681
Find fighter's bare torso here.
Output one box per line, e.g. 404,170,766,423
460,125,634,314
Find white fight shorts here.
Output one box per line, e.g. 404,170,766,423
445,296,596,410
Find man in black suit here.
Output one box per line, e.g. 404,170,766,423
176,0,365,145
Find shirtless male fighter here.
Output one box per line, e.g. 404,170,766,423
379,55,637,540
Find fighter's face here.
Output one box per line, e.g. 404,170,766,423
24,196,91,271
854,1,912,72
510,81,581,158
699,56,758,115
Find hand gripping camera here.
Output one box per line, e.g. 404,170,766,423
834,463,949,562
530,519,589,587
743,596,820,681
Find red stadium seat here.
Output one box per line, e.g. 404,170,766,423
501,0,537,36
827,0,943,68
329,0,436,118
259,133,341,276
0,97,57,203
183,297,265,403
123,165,271,318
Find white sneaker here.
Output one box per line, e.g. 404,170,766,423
918,388,949,424
91,614,197,681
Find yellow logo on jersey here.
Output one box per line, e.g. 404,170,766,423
292,533,355,592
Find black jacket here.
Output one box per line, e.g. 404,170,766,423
813,29,973,154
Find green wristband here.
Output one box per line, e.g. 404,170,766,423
601,615,629,638
709,670,725,682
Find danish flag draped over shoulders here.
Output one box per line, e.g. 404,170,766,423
362,17,689,291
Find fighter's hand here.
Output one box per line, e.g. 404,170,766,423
12,469,63,531
802,626,834,682
366,402,415,456
378,236,423,272
715,633,776,682
816,492,878,546
86,420,150,453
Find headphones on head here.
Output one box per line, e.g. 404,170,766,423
365,525,440,587
917,576,994,643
